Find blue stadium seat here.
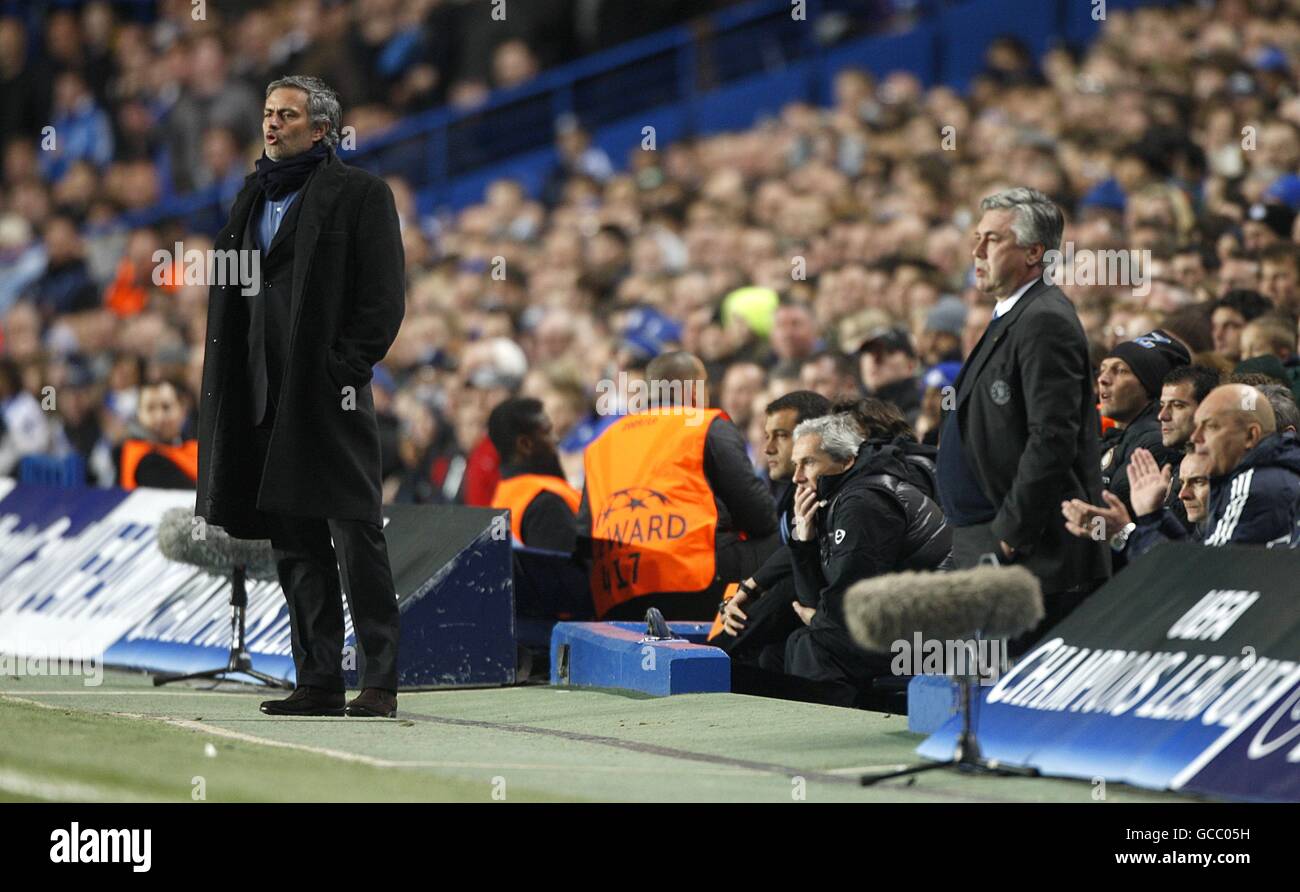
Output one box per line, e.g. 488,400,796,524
18,454,86,488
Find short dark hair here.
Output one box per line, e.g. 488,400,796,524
804,349,857,379
111,351,148,386
1161,306,1214,353
1259,242,1300,269
1212,290,1274,322
487,397,545,462
765,390,831,425
776,296,814,316
596,224,629,247
141,376,191,406
831,396,915,441
0,356,22,399
1161,364,1221,404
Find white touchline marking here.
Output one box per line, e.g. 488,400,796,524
0,692,71,711
0,693,765,777
117,716,766,776
5,692,870,780
0,768,166,803
125,714,415,767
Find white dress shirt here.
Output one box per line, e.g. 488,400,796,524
993,277,1038,319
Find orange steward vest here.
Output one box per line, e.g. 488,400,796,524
490,473,581,545
119,439,200,490
583,409,722,617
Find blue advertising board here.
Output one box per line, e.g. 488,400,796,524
0,480,515,689
918,543,1300,801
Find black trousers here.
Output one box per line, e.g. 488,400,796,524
707,554,894,709
252,406,399,692
724,609,890,709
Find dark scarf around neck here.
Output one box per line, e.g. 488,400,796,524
255,141,330,200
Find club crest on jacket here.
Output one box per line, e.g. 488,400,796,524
990,380,1011,405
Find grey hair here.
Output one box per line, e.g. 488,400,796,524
793,414,863,463
979,187,1064,254
1258,383,1300,433
266,75,342,149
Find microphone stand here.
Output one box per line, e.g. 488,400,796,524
861,635,1038,786
153,564,292,689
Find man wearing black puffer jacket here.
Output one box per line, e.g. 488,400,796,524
769,414,951,706
833,396,941,499
727,397,938,626
720,401,946,671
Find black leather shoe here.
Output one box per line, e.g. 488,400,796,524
260,685,345,716
345,688,397,718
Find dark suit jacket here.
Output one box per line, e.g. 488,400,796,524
949,277,1110,593
242,184,303,428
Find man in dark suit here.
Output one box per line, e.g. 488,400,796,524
937,187,1110,651
195,76,406,718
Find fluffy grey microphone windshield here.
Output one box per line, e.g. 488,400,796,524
844,565,1045,651
156,506,278,581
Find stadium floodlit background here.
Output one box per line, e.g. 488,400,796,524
2,0,1300,809
10,0,1299,497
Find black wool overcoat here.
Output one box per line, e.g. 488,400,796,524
194,151,405,539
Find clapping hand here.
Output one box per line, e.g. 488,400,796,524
1126,447,1173,518
1062,492,1132,540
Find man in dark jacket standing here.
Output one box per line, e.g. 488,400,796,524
195,76,406,718
937,188,1110,651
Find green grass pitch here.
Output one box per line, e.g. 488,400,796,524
0,668,1192,803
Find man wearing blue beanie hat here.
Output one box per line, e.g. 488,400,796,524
1097,329,1190,515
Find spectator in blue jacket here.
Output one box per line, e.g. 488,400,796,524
38,70,113,183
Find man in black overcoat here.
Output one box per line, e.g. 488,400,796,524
194,76,405,717
937,187,1110,653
